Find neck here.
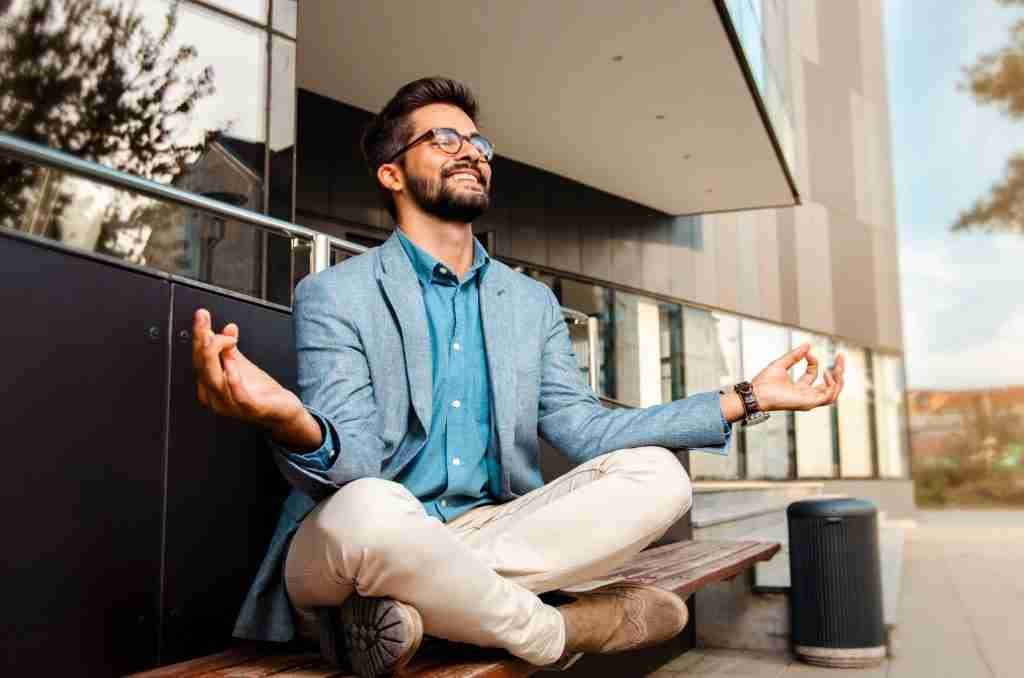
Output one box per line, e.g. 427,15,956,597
396,210,475,278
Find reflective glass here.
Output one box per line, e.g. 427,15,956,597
522,274,680,406
661,305,684,403
685,308,742,479
722,0,796,168
2,163,310,304
791,330,837,477
269,35,296,221
836,342,875,477
611,291,672,407
204,0,268,23
557,277,611,396
741,319,793,479
1,0,267,220
272,0,298,36
874,353,909,478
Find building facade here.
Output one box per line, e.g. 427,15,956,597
0,0,910,493
0,0,911,669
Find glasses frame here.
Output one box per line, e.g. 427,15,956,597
385,127,494,164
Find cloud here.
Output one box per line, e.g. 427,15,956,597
900,232,1024,388
906,305,1024,389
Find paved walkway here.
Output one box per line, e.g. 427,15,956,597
647,510,1023,677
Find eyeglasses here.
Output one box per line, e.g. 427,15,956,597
386,127,495,164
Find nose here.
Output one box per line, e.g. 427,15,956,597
457,138,485,163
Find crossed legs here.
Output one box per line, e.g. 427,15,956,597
283,446,693,666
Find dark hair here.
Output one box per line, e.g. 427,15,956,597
360,77,480,220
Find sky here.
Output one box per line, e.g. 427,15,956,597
885,0,1024,390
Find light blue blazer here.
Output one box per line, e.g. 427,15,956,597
233,231,732,642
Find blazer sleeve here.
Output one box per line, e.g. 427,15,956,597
267,271,384,501
536,286,733,466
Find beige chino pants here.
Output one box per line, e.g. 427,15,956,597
283,446,693,666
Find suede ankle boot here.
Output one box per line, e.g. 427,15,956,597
559,583,689,655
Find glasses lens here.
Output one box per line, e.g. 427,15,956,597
433,128,462,153
470,134,494,160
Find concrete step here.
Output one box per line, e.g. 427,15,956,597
691,481,824,536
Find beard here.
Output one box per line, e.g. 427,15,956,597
405,162,490,223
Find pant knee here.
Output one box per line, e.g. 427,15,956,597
312,477,426,556
630,446,693,523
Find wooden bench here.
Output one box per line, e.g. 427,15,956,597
130,540,779,678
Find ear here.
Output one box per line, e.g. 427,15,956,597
377,162,404,193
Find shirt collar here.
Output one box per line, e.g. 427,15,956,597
395,228,491,285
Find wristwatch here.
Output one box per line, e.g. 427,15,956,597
720,381,770,426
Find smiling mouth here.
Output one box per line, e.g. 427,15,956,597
447,171,482,185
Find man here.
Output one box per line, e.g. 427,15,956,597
192,77,845,677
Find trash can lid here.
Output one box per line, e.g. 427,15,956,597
787,496,876,518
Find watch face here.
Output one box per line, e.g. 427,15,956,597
745,411,771,426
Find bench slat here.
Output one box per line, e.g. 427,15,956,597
127,647,281,678
588,540,780,598
132,539,779,678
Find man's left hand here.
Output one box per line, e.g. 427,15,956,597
751,343,845,412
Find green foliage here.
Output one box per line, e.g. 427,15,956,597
914,439,1024,508
0,0,218,228
955,2,1024,233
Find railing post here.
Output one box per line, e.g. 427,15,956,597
312,233,331,274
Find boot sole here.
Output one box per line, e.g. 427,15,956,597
340,596,424,677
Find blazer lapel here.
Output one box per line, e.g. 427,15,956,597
479,265,515,457
377,234,433,436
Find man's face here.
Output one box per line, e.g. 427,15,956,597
398,103,492,223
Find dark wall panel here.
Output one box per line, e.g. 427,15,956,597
0,234,167,675
160,283,293,663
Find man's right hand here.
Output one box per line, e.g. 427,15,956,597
191,308,324,451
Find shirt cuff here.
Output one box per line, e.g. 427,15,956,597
279,411,338,471
720,407,734,450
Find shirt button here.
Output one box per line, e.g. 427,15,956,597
453,341,461,351
451,399,461,408
440,499,448,507
452,457,462,466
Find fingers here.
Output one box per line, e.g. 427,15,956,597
797,351,819,386
222,322,241,359
197,333,238,395
775,342,811,370
833,353,846,399
223,354,251,411
192,308,212,368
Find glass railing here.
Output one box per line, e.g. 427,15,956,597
0,133,320,308
0,133,595,347
722,0,797,173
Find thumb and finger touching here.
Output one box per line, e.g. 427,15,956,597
776,342,810,370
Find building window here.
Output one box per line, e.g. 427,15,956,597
685,308,742,480
272,0,298,37
874,352,909,478
741,319,793,479
203,0,268,23
836,342,876,478
1,0,302,304
791,330,838,478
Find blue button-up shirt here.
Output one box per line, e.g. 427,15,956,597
292,230,499,523
392,230,499,522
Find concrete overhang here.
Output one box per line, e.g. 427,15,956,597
298,0,798,216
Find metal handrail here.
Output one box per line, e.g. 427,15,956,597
0,133,320,243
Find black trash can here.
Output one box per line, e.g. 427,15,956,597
787,497,886,668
